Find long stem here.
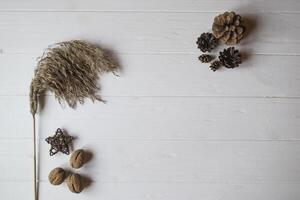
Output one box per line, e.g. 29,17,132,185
33,114,37,200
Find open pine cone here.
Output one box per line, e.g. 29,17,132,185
209,60,223,72
198,54,214,63
219,47,241,68
196,32,218,52
212,11,245,45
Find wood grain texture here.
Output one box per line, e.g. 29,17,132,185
2,182,300,200
0,0,299,199
1,0,300,12
1,96,300,140
1,54,300,97
2,139,300,183
0,12,299,55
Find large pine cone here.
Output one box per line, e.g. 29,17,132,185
196,32,218,52
219,47,241,68
212,11,245,45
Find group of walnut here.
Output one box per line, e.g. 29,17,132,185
48,149,87,194
196,11,245,71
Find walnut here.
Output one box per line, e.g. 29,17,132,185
70,149,85,169
48,167,66,185
67,173,83,193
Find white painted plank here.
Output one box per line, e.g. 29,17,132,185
3,182,300,200
1,54,300,97
0,0,300,12
0,1,299,200
1,96,300,140
0,12,299,54
2,139,300,183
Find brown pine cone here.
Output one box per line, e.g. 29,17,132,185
219,47,242,68
212,11,245,45
219,47,241,68
209,60,223,71
198,54,214,63
196,32,218,52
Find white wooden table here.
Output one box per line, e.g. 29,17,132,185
1,0,300,199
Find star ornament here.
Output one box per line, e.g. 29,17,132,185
46,128,73,156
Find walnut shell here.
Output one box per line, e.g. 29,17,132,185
67,173,83,193
70,149,85,169
48,167,66,185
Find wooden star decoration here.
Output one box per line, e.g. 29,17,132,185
45,128,73,156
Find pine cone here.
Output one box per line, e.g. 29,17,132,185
212,11,245,45
198,54,214,63
196,32,218,52
219,47,241,68
209,60,223,71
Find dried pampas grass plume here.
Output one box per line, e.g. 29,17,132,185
29,40,119,200
30,40,118,115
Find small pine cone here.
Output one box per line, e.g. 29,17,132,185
212,11,245,45
209,60,223,71
219,47,241,68
198,54,214,63
196,32,218,52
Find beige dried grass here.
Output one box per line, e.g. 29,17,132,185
29,40,118,200
30,40,118,115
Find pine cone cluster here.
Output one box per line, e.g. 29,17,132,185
212,11,245,45
196,32,218,52
219,47,241,68
196,11,245,71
